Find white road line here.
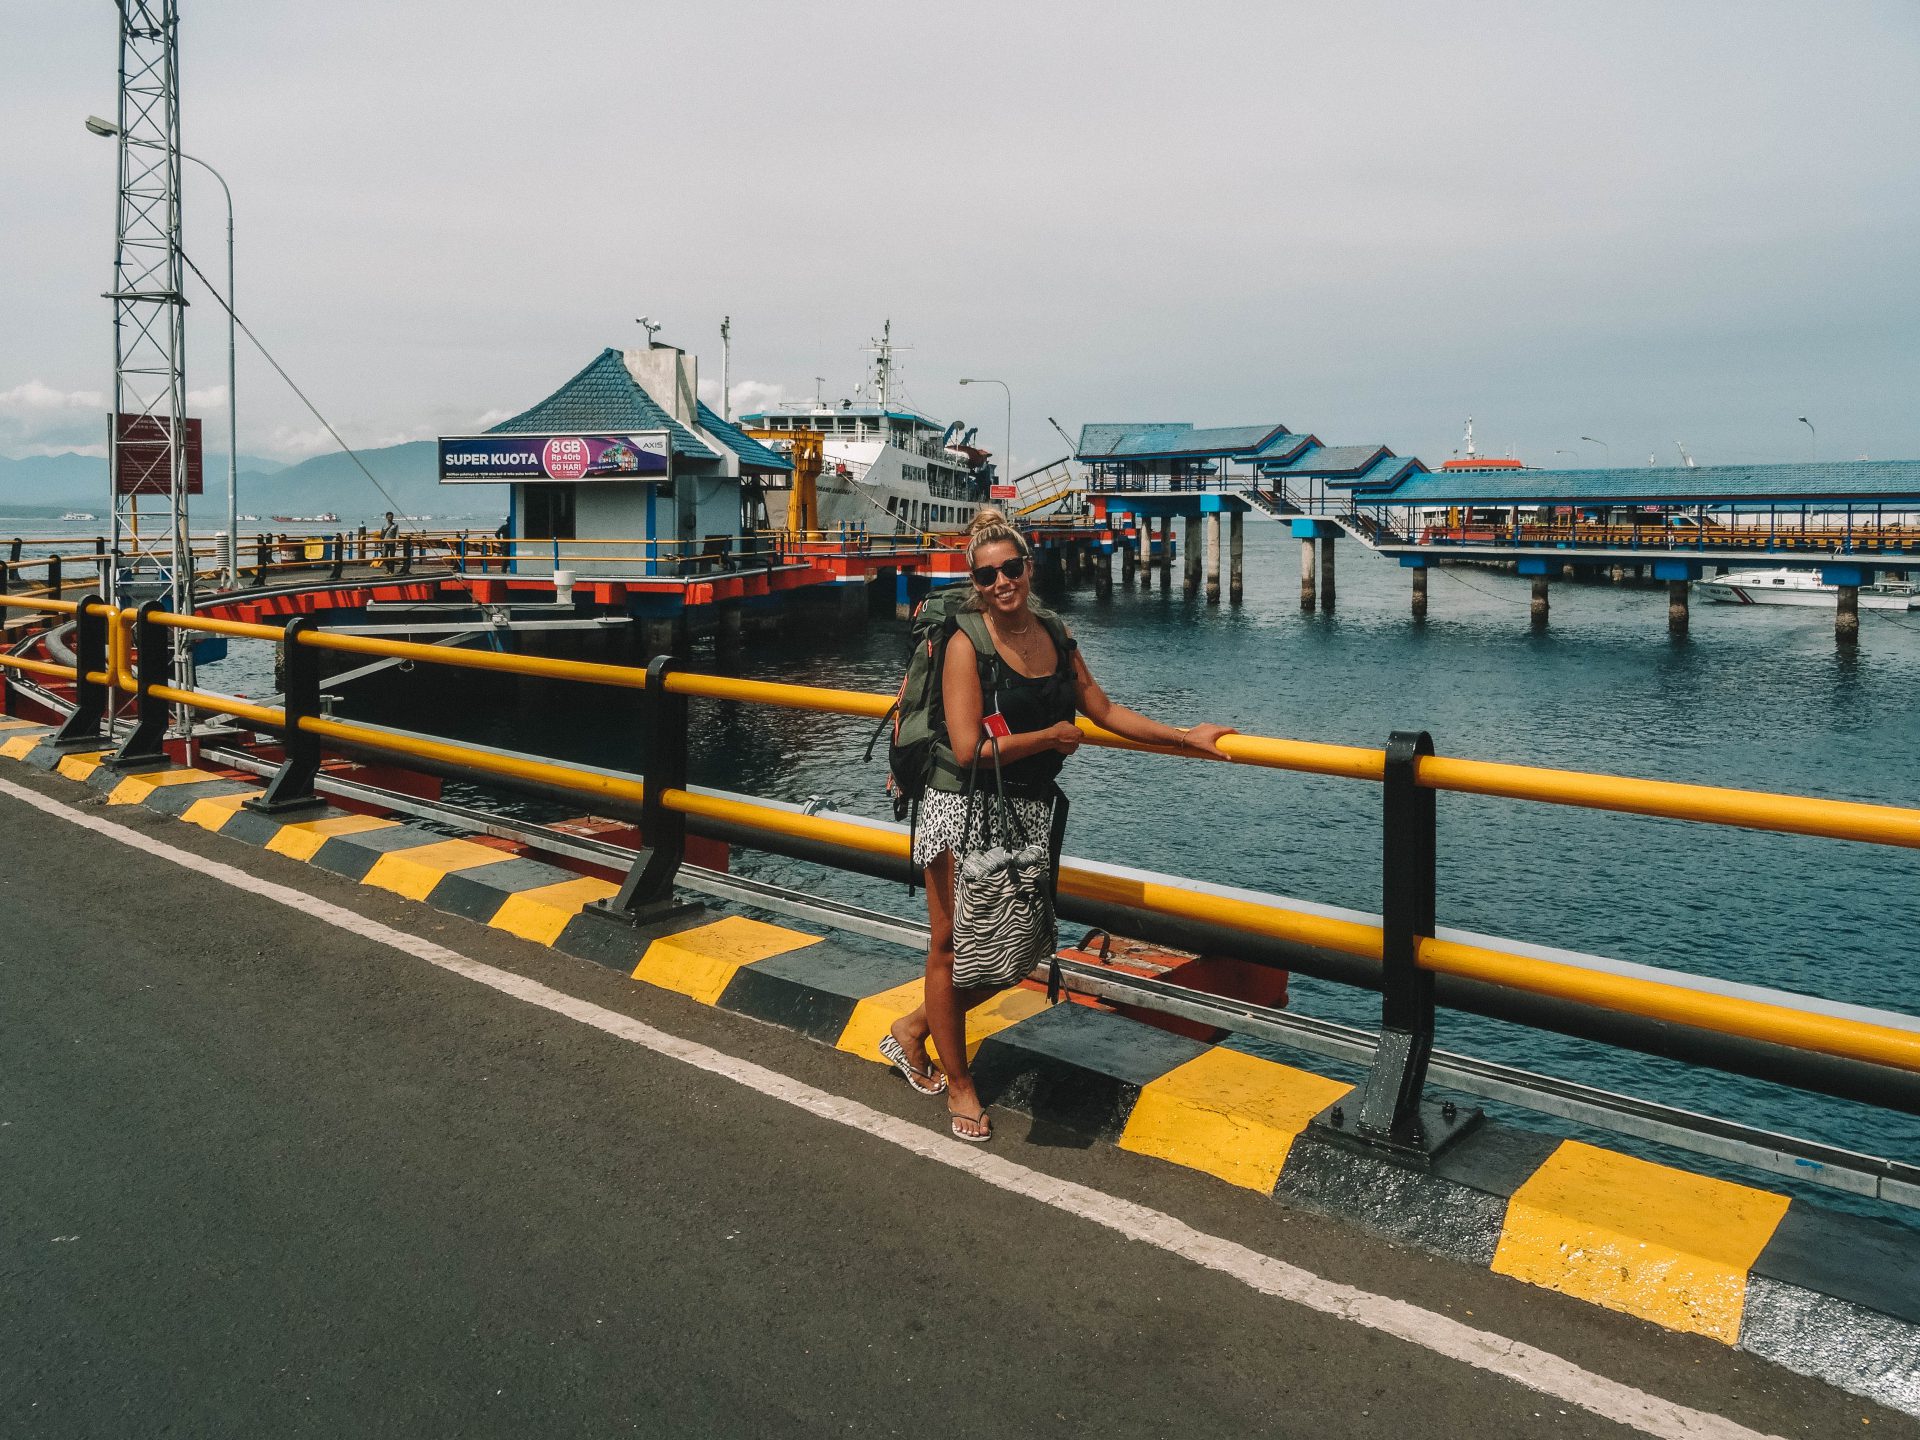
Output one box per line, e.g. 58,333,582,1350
0,772,1778,1440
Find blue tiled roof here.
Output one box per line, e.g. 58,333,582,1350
488,349,717,461
1357,461,1920,505
1260,443,1391,477
1077,421,1292,462
1077,423,1193,459
695,402,791,473
1332,454,1426,490
1253,432,1316,462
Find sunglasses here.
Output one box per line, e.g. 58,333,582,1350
970,555,1029,587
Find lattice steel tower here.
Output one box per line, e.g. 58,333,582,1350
107,0,195,663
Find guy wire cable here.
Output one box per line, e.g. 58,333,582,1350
180,248,407,518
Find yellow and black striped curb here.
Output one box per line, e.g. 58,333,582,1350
2,716,1914,1413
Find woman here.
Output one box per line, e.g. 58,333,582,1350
885,506,1235,1142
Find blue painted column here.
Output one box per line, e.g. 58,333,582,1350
1653,560,1700,636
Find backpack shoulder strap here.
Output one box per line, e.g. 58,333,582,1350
952,610,994,667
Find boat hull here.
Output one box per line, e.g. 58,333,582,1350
1694,575,1917,610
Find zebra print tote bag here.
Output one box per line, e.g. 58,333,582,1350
950,740,1058,991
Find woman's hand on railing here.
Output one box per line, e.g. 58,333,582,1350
1179,723,1237,759
1046,721,1083,755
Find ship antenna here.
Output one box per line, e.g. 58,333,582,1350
1462,416,1476,459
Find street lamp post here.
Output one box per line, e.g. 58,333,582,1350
959,377,1012,496
87,115,238,584
1579,435,1610,457
1798,417,1816,462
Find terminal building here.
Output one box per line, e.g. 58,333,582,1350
439,343,790,578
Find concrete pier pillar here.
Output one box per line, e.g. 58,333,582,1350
894,568,912,621
642,618,677,656
1318,535,1336,609
1184,515,1201,597
1094,545,1113,598
1837,584,1860,643
1158,519,1172,591
1138,521,1151,589
1667,580,1689,636
1120,535,1135,585
1411,565,1428,619
1299,538,1317,612
1228,510,1244,605
1205,513,1222,606
717,601,745,657
1530,575,1550,626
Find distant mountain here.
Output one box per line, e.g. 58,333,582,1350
241,441,504,522
0,442,503,524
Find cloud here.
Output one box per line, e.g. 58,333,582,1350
0,378,111,458
473,407,515,429
0,380,106,413
186,384,229,408
726,380,787,416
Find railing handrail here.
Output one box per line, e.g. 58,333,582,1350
26,592,1920,849
6,586,1920,1092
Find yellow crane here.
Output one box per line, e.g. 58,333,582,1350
745,429,822,537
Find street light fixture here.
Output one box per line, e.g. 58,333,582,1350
1579,435,1610,455
1798,416,1816,461
959,378,1012,496
86,114,239,583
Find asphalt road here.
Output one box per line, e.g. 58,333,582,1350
0,765,1908,1439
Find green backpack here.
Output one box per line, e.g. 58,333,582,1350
866,586,1069,823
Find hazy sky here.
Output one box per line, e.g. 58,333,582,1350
4,0,1918,475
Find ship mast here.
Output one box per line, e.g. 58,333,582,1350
868,319,893,411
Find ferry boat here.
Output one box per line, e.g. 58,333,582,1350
738,323,998,536
59,511,98,522
1693,567,1918,610
269,512,339,525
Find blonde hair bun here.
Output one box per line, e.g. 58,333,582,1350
968,504,1011,536
964,504,1030,564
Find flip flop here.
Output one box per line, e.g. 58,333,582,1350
879,1033,948,1096
948,1105,992,1144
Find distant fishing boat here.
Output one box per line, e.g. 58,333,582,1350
269,512,339,524
1694,567,1918,611
59,511,98,522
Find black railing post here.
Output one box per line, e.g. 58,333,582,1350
400,536,414,576
0,559,10,596
51,596,109,750
588,654,701,927
45,555,61,603
109,600,173,771
254,535,269,587
1314,729,1478,1166
247,615,326,813
329,533,345,580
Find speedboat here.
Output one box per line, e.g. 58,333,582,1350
1693,567,1918,610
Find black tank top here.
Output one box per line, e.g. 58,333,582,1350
950,620,1078,797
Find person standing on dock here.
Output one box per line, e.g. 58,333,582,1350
886,506,1235,1142
376,511,399,569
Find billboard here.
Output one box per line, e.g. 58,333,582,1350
438,431,671,484
113,413,204,496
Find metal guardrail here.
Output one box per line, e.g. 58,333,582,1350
4,587,1919,1167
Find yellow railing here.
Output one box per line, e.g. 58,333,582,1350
2,588,1918,1082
